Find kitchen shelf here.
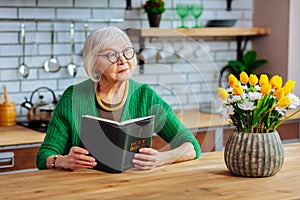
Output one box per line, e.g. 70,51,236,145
131,27,271,73
140,27,271,37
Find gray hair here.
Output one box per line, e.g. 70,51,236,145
82,27,137,82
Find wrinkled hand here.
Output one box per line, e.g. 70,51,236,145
59,146,97,169
132,148,166,170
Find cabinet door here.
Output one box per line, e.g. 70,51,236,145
193,130,215,152
0,146,40,172
276,121,300,141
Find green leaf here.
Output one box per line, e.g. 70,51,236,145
243,50,257,66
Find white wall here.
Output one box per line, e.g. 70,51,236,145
288,0,300,96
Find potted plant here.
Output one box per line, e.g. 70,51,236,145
143,0,166,27
228,50,268,75
219,50,268,89
218,72,300,177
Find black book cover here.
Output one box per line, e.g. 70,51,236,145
79,115,155,173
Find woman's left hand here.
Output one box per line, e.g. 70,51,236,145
132,142,196,170
132,148,166,170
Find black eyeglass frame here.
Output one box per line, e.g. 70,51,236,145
97,47,135,64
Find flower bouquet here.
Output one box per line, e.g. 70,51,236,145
218,72,300,133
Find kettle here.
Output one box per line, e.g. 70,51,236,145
21,87,57,123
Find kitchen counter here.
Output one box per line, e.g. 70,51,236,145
0,142,299,199
0,125,45,147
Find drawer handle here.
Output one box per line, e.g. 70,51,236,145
0,152,14,169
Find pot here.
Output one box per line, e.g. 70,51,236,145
21,87,57,124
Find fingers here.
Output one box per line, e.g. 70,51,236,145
67,147,97,169
132,148,159,170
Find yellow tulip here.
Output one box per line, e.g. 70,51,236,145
270,75,282,89
259,74,269,87
217,87,228,100
239,71,249,85
233,84,243,96
228,74,239,87
274,88,284,99
261,83,271,95
249,74,258,86
278,96,290,108
283,79,296,95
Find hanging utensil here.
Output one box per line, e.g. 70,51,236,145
79,23,89,57
44,24,61,73
67,22,77,77
18,23,29,78
84,23,89,39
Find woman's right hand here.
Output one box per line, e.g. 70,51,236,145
56,146,97,169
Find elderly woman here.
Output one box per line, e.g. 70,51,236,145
36,27,200,171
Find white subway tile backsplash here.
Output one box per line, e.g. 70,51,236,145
159,74,187,85
38,0,73,7
144,63,172,74
0,8,17,18
132,75,157,84
57,8,91,19
0,32,18,44
1,69,20,81
0,57,19,69
19,8,55,19
21,79,57,92
75,0,108,8
109,0,126,8
93,9,125,19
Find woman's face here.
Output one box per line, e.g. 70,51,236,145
95,41,136,83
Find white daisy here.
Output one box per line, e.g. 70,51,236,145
221,105,235,118
288,93,300,109
238,101,256,110
255,85,261,91
248,92,262,101
228,95,241,103
275,106,286,115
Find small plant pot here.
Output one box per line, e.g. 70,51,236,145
147,13,161,27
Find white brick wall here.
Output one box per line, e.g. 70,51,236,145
0,0,253,117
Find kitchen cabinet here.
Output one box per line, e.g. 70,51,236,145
0,126,45,173
0,145,40,173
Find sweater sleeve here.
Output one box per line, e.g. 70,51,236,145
144,85,201,159
36,86,74,169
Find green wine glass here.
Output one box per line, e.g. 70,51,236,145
176,4,189,28
190,4,203,28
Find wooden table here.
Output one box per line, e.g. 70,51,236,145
0,142,299,200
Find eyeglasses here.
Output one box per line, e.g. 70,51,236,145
97,47,135,64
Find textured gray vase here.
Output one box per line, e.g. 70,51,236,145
224,130,284,177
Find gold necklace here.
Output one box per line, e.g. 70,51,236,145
95,81,129,112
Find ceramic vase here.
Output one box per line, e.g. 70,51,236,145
224,130,284,177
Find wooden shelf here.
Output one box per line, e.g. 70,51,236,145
141,27,271,37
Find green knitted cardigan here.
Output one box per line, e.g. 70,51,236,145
36,79,201,169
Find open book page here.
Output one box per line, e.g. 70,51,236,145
82,115,155,126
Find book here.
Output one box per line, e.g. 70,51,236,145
79,115,155,173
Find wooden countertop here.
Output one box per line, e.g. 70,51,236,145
0,125,45,146
0,142,299,199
